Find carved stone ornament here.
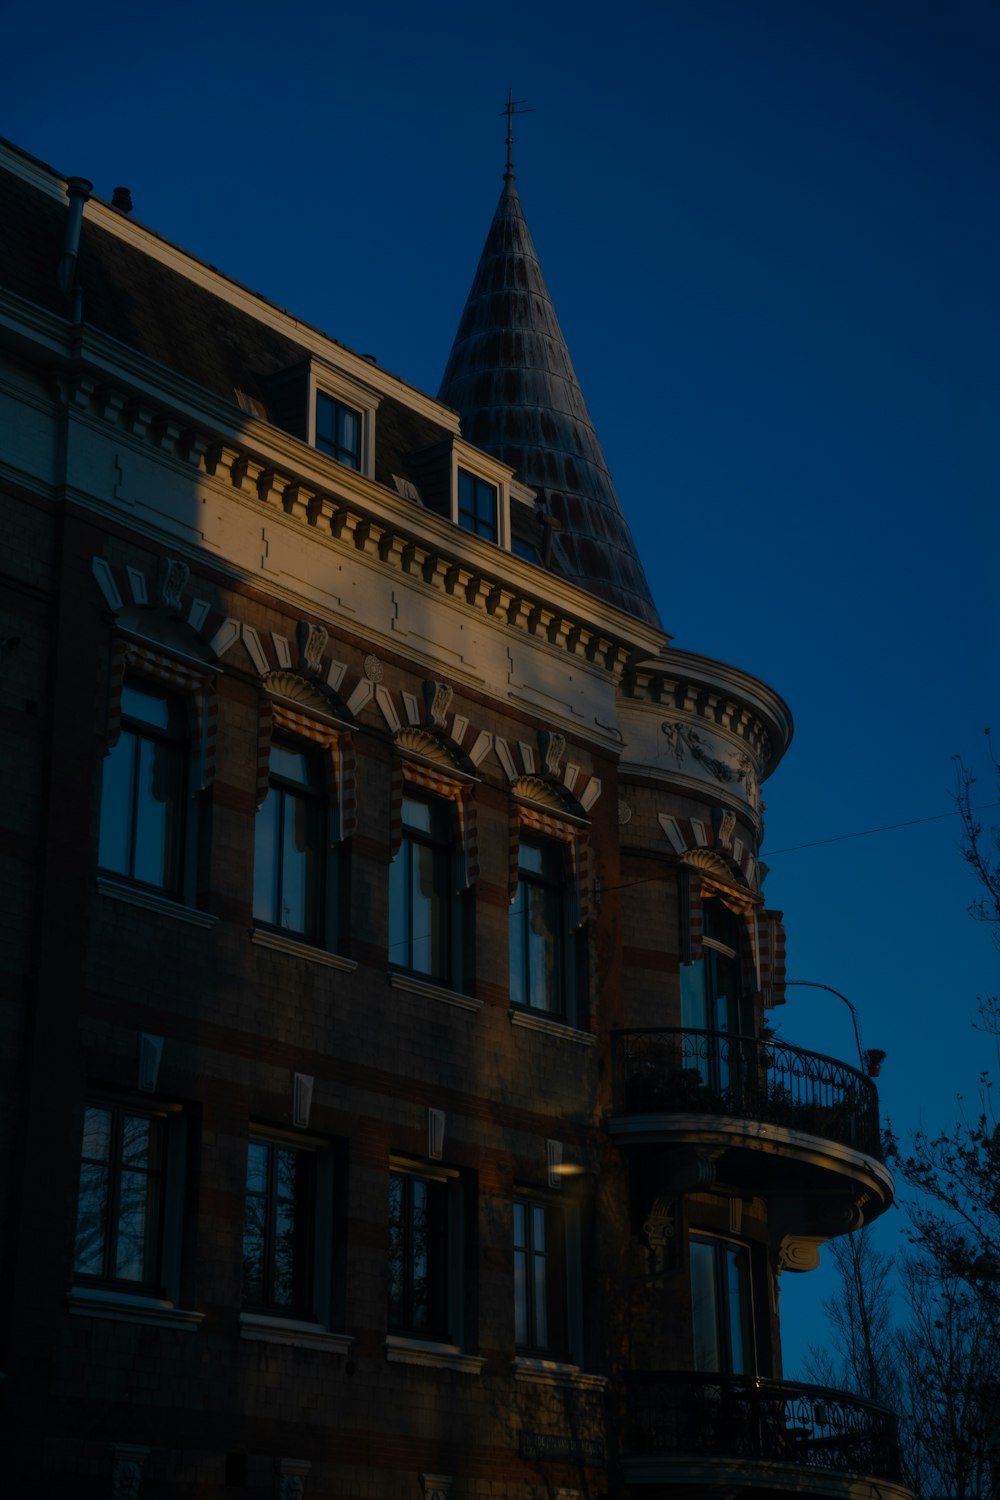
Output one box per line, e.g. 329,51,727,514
661,721,734,784
297,621,328,677
617,799,632,825
713,807,737,852
262,670,331,715
274,1458,311,1500
738,751,762,813
363,653,384,683
423,679,453,730
420,1474,453,1500
111,1445,149,1500
776,1235,826,1275
538,729,566,778
157,557,189,612
642,1195,675,1276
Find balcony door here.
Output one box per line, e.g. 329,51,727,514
690,1234,754,1376
680,898,744,1095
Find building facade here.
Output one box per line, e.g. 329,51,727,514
0,135,910,1498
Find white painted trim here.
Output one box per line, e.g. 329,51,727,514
68,1286,203,1331
251,927,357,972
96,876,218,928
240,1313,353,1353
509,1009,596,1046
512,1356,606,1390
385,1335,485,1375
388,972,483,1013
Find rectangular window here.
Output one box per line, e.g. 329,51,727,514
387,1167,451,1339
690,1235,753,1375
389,792,456,983
254,739,328,942
316,391,362,470
513,1193,585,1366
509,838,574,1018
242,1137,316,1316
98,682,187,895
74,1101,178,1292
457,468,499,543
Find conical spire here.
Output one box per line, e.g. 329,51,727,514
439,155,662,629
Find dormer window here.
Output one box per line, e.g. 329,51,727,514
457,468,498,543
316,392,362,471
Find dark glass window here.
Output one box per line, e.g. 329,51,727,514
680,898,744,1091
73,1104,165,1288
242,1138,316,1314
387,1169,450,1339
389,793,453,982
98,682,187,894
316,392,362,470
690,1235,753,1375
514,1197,568,1356
457,469,498,542
254,740,327,941
509,838,570,1017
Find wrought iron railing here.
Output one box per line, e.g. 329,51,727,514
627,1372,905,1480
615,1028,881,1158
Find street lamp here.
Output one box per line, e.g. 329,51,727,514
784,980,886,1078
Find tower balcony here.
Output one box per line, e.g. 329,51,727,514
623,1372,913,1497
608,1030,894,1235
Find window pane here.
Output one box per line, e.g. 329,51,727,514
401,795,432,834
253,790,279,924
242,1194,266,1304
411,842,444,976
726,1245,749,1375
116,1166,152,1281
98,733,137,875
691,1240,720,1372
133,736,182,888
74,1161,109,1276
280,790,310,933
387,1174,405,1327
526,883,560,1012
121,683,172,730
81,1106,113,1163
270,743,310,785
121,1114,152,1169
246,1141,269,1195
388,849,409,965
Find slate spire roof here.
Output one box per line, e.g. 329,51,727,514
438,156,662,629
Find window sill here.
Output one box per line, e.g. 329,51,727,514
68,1285,204,1331
513,1356,606,1390
97,875,218,928
385,1334,485,1375
240,1312,353,1353
389,971,482,1013
251,926,358,972
509,1009,595,1046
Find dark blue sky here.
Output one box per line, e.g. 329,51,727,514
7,0,999,1371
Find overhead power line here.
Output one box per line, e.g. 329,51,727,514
762,801,1000,858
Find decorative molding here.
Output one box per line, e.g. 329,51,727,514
363,653,384,682
274,1457,311,1500
240,1313,353,1353
111,1444,150,1500
250,927,358,972
69,1286,204,1330
776,1235,826,1275
642,1195,675,1275
137,1033,164,1093
512,1357,607,1391
158,556,189,611
385,1335,485,1375
389,971,483,1012
509,1009,596,1046
423,679,453,729
538,729,565,777
96,876,218,928
617,799,632,825
92,556,123,612
469,730,493,766
547,1138,563,1189
297,621,328,676
428,1107,446,1161
241,624,269,675
292,1073,314,1129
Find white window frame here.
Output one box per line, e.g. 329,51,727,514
451,442,511,550
307,363,380,478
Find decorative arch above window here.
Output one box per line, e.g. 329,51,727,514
508,791,591,932
390,729,479,889
255,671,356,840
106,639,217,789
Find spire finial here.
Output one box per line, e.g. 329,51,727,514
500,89,534,183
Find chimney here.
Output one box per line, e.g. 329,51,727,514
111,186,133,214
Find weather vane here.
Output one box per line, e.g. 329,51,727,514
500,88,534,179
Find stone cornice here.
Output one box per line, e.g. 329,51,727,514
42,352,664,678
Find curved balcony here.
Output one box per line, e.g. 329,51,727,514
609,1030,894,1231
624,1372,911,1495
